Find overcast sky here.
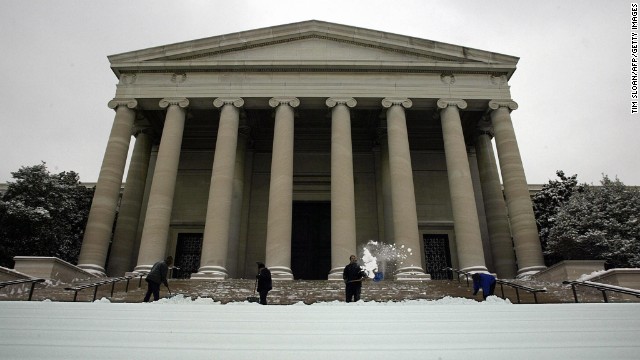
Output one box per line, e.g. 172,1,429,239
1,0,638,185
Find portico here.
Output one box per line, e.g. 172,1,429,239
77,20,545,280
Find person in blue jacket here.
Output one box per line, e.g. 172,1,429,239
472,272,496,300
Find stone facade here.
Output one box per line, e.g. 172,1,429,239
77,21,545,280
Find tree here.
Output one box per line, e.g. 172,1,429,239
0,163,94,267
532,170,585,265
545,175,640,268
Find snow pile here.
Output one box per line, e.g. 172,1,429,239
91,294,512,306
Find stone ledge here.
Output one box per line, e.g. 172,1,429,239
12,256,98,283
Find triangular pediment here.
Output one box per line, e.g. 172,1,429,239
109,20,518,77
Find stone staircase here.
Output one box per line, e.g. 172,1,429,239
3,277,637,304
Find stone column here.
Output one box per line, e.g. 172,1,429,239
264,97,299,280
488,100,545,276
475,124,517,278
193,98,244,280
381,98,429,280
228,122,250,278
77,98,137,276
134,98,189,273
106,123,153,276
437,99,487,274
326,97,358,280
377,122,394,245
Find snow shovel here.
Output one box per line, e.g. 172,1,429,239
247,279,259,303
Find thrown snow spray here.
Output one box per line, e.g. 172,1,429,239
360,240,413,280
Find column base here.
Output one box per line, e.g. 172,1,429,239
328,267,345,281
77,263,106,277
191,266,229,280
133,264,153,274
516,265,547,279
394,266,431,281
460,265,489,274
269,266,294,280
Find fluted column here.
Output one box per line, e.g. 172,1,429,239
437,99,487,274
77,98,137,276
326,97,358,280
134,98,189,273
106,124,153,276
193,98,244,280
382,98,429,280
475,125,517,278
488,100,545,276
264,97,299,280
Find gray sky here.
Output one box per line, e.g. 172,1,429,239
1,0,638,185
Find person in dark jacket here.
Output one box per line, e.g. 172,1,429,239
256,262,272,305
343,255,366,303
143,256,173,302
472,272,497,300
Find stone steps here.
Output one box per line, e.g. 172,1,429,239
3,277,637,304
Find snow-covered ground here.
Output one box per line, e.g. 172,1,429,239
1,295,639,360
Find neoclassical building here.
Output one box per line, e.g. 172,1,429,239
77,21,545,280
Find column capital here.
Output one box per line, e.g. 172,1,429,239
159,97,189,109
213,97,244,108
488,99,518,112
107,98,138,110
437,98,468,110
269,97,300,108
381,97,412,109
326,97,357,108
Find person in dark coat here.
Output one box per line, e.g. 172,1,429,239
343,255,366,303
256,262,272,305
143,256,173,302
472,272,497,300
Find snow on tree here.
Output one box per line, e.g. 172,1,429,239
0,163,94,267
532,170,585,265
545,175,640,268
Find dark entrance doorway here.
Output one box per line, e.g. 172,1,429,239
174,233,203,279
291,202,331,280
423,234,453,279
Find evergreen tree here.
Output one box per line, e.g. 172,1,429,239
545,175,640,268
0,163,94,267
532,170,584,265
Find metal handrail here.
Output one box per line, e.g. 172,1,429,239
65,275,136,302
443,267,546,304
562,280,640,303
0,278,46,301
